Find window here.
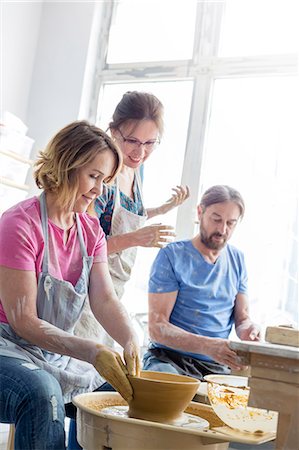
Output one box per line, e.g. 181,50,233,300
87,0,298,330
106,0,197,63
200,75,298,325
219,0,298,56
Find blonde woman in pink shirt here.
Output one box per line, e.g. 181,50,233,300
0,120,140,450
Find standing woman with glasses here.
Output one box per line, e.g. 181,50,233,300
96,90,189,298
74,91,189,340
95,91,189,298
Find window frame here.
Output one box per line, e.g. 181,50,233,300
85,0,298,240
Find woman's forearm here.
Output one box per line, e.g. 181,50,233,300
146,206,163,219
12,315,99,364
146,185,190,219
92,295,138,348
106,232,137,254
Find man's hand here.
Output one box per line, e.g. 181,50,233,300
236,322,261,341
94,345,133,402
205,338,246,370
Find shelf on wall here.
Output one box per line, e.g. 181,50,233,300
0,177,30,191
0,149,33,165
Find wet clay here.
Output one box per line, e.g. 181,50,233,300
127,370,200,424
101,405,209,430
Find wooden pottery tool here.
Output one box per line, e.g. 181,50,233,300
265,325,299,347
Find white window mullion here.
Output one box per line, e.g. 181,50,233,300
82,1,114,122
175,1,225,240
175,74,214,240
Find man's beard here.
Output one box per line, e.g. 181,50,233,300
200,225,227,250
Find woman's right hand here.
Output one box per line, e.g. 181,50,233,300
93,345,133,402
133,224,175,248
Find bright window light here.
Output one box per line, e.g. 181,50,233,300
219,0,299,56
107,0,197,63
200,75,299,327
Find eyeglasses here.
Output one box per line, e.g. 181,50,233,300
117,128,160,151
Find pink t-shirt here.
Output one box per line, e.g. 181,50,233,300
0,196,107,323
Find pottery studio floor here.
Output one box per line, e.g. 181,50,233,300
229,442,275,450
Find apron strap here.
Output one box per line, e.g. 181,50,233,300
75,214,88,258
40,191,50,273
114,176,121,208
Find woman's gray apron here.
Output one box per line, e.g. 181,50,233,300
108,169,147,299
0,192,104,403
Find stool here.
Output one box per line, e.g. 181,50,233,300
7,424,14,450
192,381,209,404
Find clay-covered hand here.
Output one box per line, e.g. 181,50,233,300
159,185,190,215
205,338,246,370
94,345,133,402
123,339,141,377
133,224,175,248
236,322,261,341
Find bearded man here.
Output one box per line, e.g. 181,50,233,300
142,185,260,379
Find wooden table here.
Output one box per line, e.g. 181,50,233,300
230,340,299,450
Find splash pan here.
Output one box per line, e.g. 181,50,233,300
204,374,278,434
73,392,276,450
100,404,209,429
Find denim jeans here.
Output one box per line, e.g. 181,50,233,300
143,347,230,380
0,355,66,450
142,351,181,374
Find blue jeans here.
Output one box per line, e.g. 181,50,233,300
0,356,66,450
143,347,230,380
142,351,180,374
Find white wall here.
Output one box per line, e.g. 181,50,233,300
26,1,96,152
1,0,43,123
1,1,98,193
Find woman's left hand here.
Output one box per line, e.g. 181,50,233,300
160,185,190,215
123,339,141,377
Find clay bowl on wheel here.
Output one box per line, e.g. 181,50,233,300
127,370,200,424
204,374,278,434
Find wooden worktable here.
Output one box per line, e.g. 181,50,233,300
230,340,299,450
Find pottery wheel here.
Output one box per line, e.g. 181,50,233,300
101,405,209,430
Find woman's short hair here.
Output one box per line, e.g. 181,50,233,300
109,91,164,136
200,185,245,218
34,120,122,210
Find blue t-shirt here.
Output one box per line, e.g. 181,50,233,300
148,240,248,361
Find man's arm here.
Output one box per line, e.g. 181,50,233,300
234,292,261,341
148,291,244,370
